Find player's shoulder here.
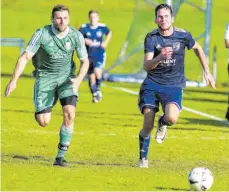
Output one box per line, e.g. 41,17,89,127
98,23,108,27
32,25,51,39
80,23,90,28
146,29,159,38
174,27,193,38
34,25,50,33
174,27,187,33
69,26,82,34
69,26,84,39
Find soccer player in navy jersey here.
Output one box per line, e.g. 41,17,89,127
79,10,112,103
138,4,216,168
224,23,229,121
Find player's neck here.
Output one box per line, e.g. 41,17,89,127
51,24,69,39
158,26,174,36
90,23,98,29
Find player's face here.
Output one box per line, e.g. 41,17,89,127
155,8,173,31
52,10,69,32
89,12,99,26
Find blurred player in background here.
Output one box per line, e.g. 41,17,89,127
138,4,216,168
79,10,112,103
224,23,229,121
4,4,89,167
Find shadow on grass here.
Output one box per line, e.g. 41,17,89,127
156,186,190,191
169,126,229,133
184,89,228,95
181,117,229,128
1,108,140,117
3,154,158,167
183,97,227,104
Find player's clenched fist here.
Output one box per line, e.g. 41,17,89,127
161,47,173,59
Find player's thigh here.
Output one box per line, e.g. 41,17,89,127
34,77,58,125
88,73,96,85
159,86,182,117
94,55,106,71
57,78,78,107
94,67,103,78
138,88,159,114
88,59,95,75
164,103,180,122
57,77,78,125
34,77,58,113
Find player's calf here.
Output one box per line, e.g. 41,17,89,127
139,130,151,168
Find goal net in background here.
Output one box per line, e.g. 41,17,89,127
104,0,214,87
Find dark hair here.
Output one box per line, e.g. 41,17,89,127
155,4,173,17
88,10,99,17
52,4,70,19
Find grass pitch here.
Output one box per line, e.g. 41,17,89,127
1,78,229,191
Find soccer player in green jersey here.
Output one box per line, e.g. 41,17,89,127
4,4,89,167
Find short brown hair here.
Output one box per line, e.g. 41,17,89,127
155,4,173,17
52,4,70,19
88,10,99,17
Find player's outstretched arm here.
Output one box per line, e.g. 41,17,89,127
192,41,216,89
69,57,89,94
4,51,34,97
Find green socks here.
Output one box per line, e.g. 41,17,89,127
56,125,74,158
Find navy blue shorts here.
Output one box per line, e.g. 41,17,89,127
88,54,106,75
138,78,183,114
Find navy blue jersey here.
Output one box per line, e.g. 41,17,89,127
144,27,195,88
79,23,110,58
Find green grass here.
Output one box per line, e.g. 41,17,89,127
1,0,134,75
1,77,229,191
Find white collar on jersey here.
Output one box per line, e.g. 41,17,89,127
89,24,99,29
51,24,70,39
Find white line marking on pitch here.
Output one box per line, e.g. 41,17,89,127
110,86,229,126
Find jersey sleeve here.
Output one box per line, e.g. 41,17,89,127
103,25,110,35
25,29,43,54
144,34,154,53
185,32,195,50
79,26,86,37
225,23,229,40
75,32,88,60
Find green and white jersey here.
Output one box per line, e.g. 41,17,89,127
25,25,88,76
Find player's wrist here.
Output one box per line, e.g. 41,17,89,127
10,79,18,84
203,69,210,74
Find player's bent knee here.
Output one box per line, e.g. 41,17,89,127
64,111,75,122
35,116,51,127
38,120,49,127
143,107,154,114
35,109,51,127
166,115,178,125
